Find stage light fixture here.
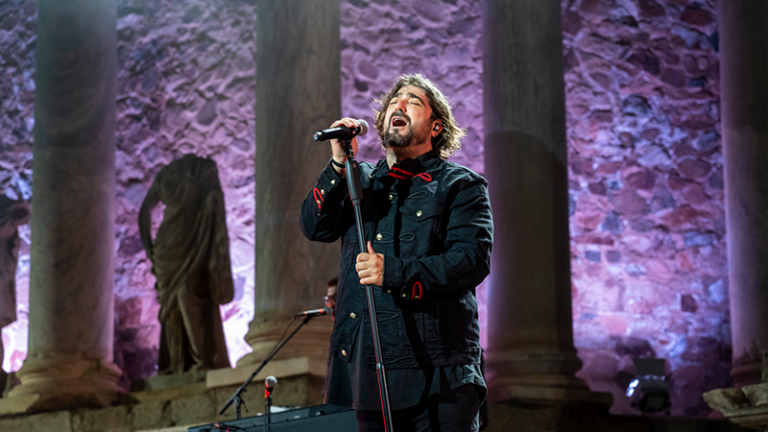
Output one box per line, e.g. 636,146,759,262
625,358,670,415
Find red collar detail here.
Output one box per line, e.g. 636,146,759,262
388,167,432,182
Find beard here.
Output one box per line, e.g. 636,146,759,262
383,119,430,150
383,127,414,149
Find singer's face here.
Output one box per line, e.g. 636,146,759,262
383,85,433,150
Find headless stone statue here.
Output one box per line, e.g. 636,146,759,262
139,154,234,375
0,196,30,391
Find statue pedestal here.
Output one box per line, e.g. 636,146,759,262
131,369,208,392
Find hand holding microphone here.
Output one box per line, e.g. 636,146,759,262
315,118,368,172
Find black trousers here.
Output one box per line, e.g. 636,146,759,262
356,384,480,432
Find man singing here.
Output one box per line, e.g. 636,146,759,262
300,74,493,432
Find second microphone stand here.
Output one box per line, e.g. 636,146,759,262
341,139,394,431
219,315,316,420
264,382,274,432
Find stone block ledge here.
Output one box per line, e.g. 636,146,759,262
0,358,328,431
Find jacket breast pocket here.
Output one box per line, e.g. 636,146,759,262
399,198,444,257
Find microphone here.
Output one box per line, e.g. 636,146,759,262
314,119,369,141
265,375,277,390
296,306,332,317
265,375,277,398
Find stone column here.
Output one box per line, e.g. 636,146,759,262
483,0,606,404
719,1,768,388
4,0,121,411
238,0,340,367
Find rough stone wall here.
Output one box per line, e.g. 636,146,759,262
339,0,484,173
0,0,730,418
563,0,726,417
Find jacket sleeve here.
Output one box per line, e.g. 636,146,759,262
382,176,493,299
300,160,351,243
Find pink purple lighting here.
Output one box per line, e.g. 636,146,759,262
0,0,728,417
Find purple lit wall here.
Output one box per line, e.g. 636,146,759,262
0,0,726,417
563,0,725,416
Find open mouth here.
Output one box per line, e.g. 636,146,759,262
391,114,408,128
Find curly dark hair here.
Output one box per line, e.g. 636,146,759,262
373,74,465,159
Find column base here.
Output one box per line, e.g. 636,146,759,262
130,368,208,392
488,378,613,406
1,354,122,414
486,349,612,405
237,316,333,367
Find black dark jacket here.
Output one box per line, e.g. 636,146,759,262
300,150,493,369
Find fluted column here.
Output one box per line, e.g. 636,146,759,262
483,0,606,404
719,1,768,388
238,0,340,366
6,0,121,411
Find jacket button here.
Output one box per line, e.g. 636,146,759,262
320,189,325,195
401,293,407,298
350,313,357,319
416,210,423,217
386,290,391,294
331,179,336,185
376,233,383,241
388,194,393,201
342,350,347,356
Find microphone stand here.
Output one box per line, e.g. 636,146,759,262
264,386,273,432
218,315,316,419
342,139,395,432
